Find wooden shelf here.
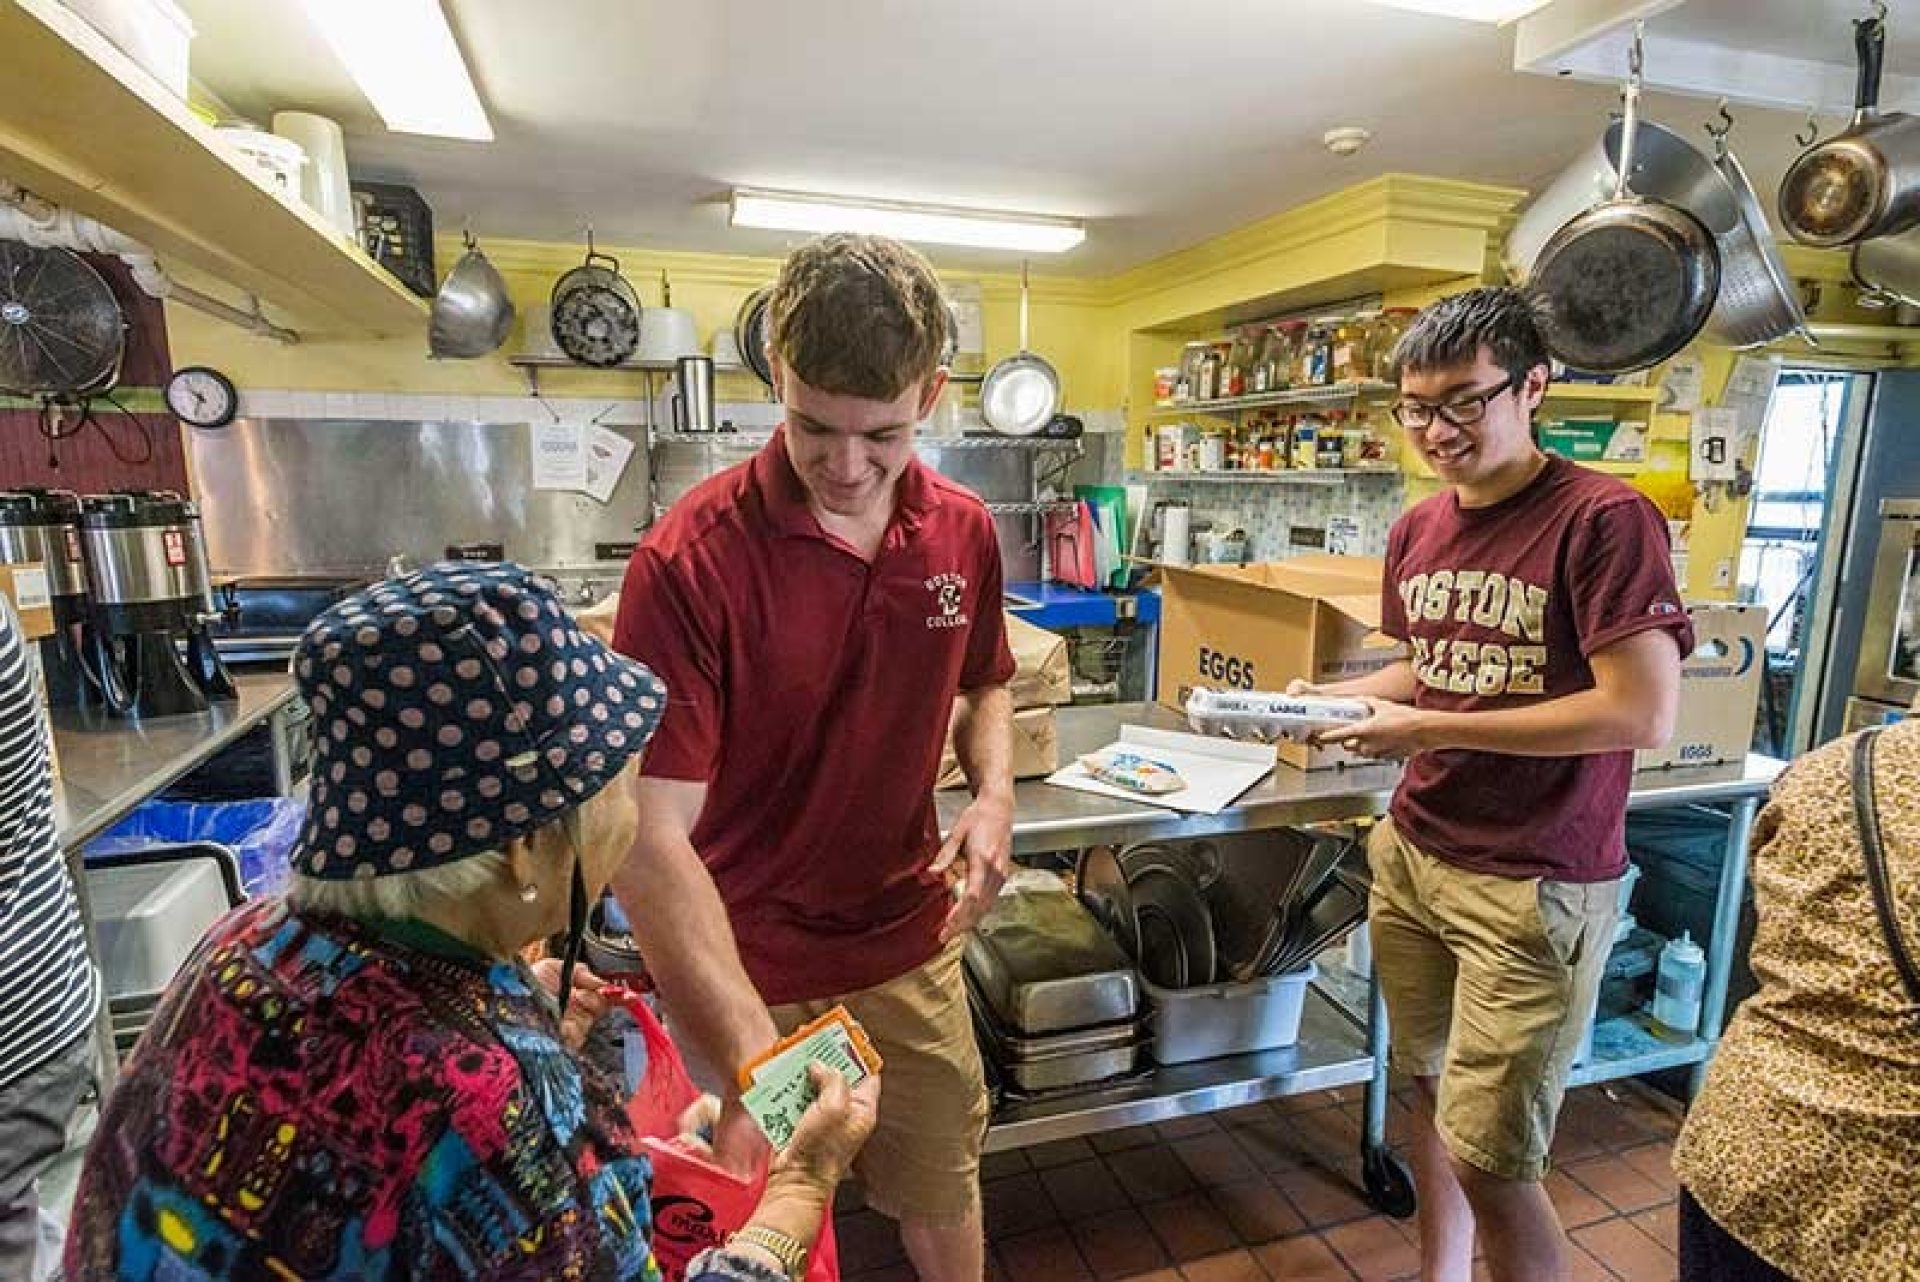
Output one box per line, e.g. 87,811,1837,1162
1542,384,1661,404
0,0,428,336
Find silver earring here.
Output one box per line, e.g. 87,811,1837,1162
519,882,538,903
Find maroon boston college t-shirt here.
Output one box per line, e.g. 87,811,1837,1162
1382,454,1694,883
613,431,1015,1004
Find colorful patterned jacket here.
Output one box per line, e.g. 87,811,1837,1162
64,899,787,1281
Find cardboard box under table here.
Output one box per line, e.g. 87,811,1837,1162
1154,555,1404,770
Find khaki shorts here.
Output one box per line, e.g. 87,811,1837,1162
769,938,988,1225
1367,816,1619,1182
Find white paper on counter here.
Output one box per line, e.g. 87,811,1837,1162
1691,408,1739,483
1046,724,1275,815
531,419,588,491
583,425,637,504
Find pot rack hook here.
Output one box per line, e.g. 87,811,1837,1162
1627,19,1645,80
1705,99,1733,157
1796,109,1820,147
1871,0,1888,24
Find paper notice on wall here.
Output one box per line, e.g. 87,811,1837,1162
1661,354,1706,413
583,425,637,504
1327,515,1362,556
531,419,588,491
1721,353,1782,452
1691,408,1740,483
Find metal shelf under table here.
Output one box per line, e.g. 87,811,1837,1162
984,989,1371,1153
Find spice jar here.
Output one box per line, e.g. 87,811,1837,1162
1198,429,1227,472
1318,411,1349,468
1293,412,1324,469
1300,319,1337,386
1331,316,1371,385
1196,345,1223,401
1154,367,1179,403
1177,342,1210,402
1226,330,1260,398
1272,321,1306,391
1371,308,1418,383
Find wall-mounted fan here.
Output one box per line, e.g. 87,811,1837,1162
0,239,126,397
0,239,147,467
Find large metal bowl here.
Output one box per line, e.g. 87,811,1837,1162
429,239,516,359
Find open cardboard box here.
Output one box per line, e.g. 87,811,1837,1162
0,563,54,640
1636,604,1768,772
1153,555,1404,770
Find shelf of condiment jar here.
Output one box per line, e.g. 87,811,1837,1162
1540,384,1662,404
1147,381,1397,417
1146,468,1402,485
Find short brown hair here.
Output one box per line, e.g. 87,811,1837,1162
766,233,950,401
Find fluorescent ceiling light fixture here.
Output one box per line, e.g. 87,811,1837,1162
1357,0,1555,20
298,0,493,141
730,188,1085,254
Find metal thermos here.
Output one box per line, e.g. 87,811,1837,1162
671,354,716,434
0,489,95,708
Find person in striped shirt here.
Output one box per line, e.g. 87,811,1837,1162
0,593,99,1280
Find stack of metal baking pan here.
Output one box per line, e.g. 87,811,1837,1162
964,871,1147,1096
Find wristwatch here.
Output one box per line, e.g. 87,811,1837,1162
728,1225,809,1278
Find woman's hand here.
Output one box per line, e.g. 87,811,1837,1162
772,1064,881,1193
530,958,610,1051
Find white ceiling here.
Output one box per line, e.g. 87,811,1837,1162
177,0,1842,276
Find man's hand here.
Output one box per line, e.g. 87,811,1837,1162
1285,678,1322,697
932,786,1014,944
1314,696,1429,762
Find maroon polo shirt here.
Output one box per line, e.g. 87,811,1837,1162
613,430,1015,1003
1382,455,1694,883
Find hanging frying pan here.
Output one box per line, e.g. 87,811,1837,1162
734,285,775,388
1531,29,1720,374
1779,7,1920,249
979,263,1060,437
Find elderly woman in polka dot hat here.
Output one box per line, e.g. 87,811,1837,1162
63,563,878,1282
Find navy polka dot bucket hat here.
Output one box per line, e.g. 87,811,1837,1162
292,561,667,880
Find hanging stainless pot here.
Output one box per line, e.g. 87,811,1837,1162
1531,32,1721,374
428,231,516,359
1780,11,1920,248
1505,115,1739,285
1701,116,1812,350
978,264,1061,437
550,235,642,367
1852,223,1920,308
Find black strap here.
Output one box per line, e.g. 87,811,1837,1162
1851,728,1920,1009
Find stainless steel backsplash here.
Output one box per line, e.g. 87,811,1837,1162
189,417,652,576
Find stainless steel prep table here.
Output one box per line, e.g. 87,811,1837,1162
943,702,1784,1214
49,671,300,1092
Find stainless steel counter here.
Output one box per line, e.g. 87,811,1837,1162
943,702,1787,855
50,672,299,847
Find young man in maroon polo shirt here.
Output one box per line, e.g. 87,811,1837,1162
612,233,1015,1281
1296,288,1691,1282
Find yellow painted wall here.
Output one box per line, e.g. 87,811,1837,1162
165,238,1114,407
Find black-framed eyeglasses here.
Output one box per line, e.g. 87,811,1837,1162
1390,374,1520,431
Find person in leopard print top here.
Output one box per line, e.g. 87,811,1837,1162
1672,714,1920,1281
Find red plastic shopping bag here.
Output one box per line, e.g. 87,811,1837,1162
605,986,842,1281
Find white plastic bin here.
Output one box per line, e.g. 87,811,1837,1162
61,0,195,98
86,856,228,997
1143,963,1317,1065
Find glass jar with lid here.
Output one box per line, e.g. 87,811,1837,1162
1332,315,1372,385
1226,329,1260,399
1300,319,1337,386
1195,345,1223,401
1177,341,1211,402
1370,308,1418,383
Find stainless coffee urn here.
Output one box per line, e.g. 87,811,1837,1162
0,489,96,708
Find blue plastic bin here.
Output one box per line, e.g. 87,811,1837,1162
90,798,307,898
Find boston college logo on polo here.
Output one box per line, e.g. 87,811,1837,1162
926,571,970,630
